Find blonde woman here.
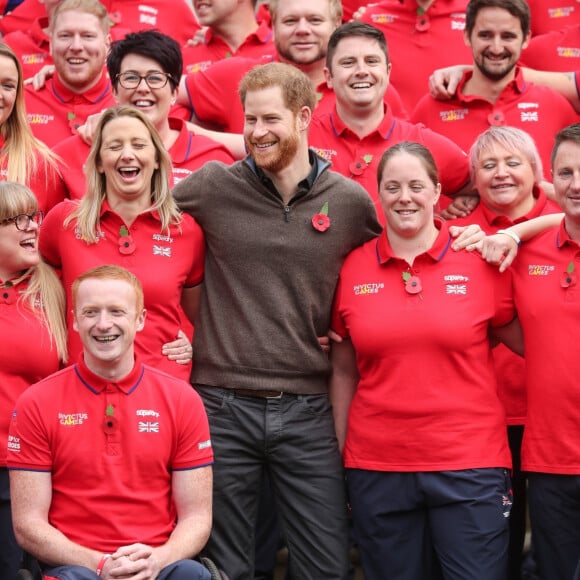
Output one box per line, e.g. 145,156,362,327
0,42,65,212
40,105,203,380
0,181,67,578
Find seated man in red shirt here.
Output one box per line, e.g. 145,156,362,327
7,265,215,580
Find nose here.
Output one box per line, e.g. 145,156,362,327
294,17,311,33
135,76,149,91
488,35,504,53
570,171,580,191
251,119,269,139
119,144,136,160
95,310,113,329
69,33,83,50
494,161,509,177
399,185,413,202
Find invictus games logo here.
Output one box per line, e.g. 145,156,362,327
353,282,384,295
528,264,555,276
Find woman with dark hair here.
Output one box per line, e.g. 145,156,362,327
330,141,523,580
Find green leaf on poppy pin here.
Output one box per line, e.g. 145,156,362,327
567,262,575,274
106,404,114,417
120,226,129,237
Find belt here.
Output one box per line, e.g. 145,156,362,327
232,388,285,399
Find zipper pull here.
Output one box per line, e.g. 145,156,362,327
284,205,290,222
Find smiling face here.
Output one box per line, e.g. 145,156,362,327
325,35,390,113
114,54,175,131
50,9,110,92
273,0,339,68
0,211,40,282
379,151,441,239
73,277,145,376
552,140,580,230
97,115,159,206
466,6,529,82
0,54,18,127
474,142,536,219
243,85,305,175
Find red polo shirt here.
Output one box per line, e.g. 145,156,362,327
7,355,213,551
359,0,472,111
513,219,580,474
25,70,116,148
411,67,578,177
521,24,580,72
182,20,275,75
309,105,470,221
454,186,561,425
332,220,514,471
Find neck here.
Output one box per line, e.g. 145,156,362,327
106,196,151,226
386,223,439,265
564,217,580,242
284,58,326,89
335,101,385,139
262,147,312,205
84,352,134,382
213,12,259,52
157,119,179,151
464,67,515,104
56,70,104,94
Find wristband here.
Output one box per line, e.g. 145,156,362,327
96,554,111,577
496,229,521,247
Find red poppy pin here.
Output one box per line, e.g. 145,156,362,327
402,271,423,296
102,403,119,435
312,202,331,232
118,225,136,255
561,261,577,288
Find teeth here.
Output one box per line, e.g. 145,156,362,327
352,82,371,89
68,59,85,64
95,336,117,342
255,142,274,149
119,168,139,176
134,100,154,107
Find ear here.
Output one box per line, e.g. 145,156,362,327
433,182,442,207
464,30,471,48
521,31,531,50
136,309,146,332
297,105,312,133
170,85,178,107
324,66,333,89
72,310,79,332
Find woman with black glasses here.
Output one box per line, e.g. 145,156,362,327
0,181,67,578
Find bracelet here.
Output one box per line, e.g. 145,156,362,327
96,554,111,577
496,229,521,247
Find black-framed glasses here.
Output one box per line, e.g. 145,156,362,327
1,211,43,231
116,71,173,90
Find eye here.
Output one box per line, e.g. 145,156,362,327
482,162,496,170
557,169,573,178
410,184,425,192
122,73,140,83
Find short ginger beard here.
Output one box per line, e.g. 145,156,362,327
247,129,301,174
275,39,327,67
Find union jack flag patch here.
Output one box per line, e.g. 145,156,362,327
153,245,171,257
446,284,467,295
138,421,159,433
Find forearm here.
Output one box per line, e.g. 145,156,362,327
152,513,212,568
521,68,580,113
329,339,359,453
185,121,246,159
507,213,563,241
14,517,101,570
